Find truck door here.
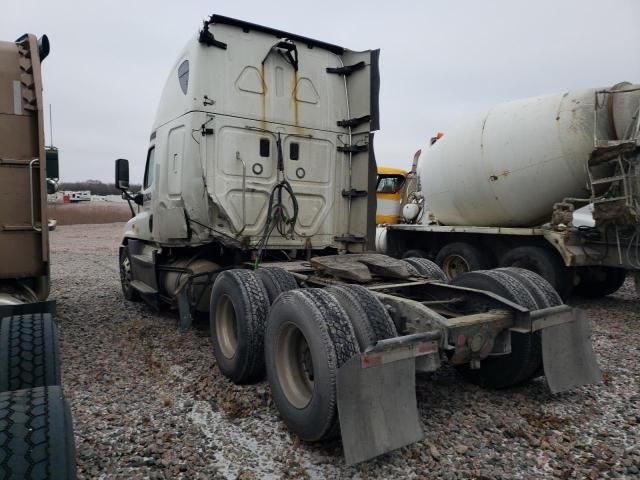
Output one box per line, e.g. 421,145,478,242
167,126,184,197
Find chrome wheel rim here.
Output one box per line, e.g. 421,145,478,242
443,254,471,279
120,255,133,289
215,294,238,359
276,322,314,409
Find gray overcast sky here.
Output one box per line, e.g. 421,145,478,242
3,0,640,182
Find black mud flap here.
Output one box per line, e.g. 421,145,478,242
542,310,602,393
336,332,440,466
337,357,422,466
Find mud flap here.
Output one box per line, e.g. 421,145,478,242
542,311,602,393
337,356,422,466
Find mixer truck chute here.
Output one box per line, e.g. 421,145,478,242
381,84,640,298
115,15,602,465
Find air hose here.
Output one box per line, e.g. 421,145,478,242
254,133,299,267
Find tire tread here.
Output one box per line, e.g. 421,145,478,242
0,386,75,479
0,314,60,393
403,258,448,282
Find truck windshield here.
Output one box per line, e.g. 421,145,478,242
144,147,155,189
376,175,405,194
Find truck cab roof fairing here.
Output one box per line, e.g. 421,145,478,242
204,15,346,55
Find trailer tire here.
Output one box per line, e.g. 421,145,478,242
256,267,298,305
0,386,76,480
573,267,627,298
452,270,546,389
119,246,140,302
209,269,269,384
327,285,397,350
499,246,571,299
265,289,359,442
0,313,61,393
436,242,494,280
403,257,448,282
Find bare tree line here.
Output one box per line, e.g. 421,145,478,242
59,180,142,196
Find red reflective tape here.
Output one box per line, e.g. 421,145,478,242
362,354,383,368
417,342,437,354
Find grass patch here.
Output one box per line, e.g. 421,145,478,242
48,202,131,225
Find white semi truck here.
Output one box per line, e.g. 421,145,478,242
115,15,602,465
380,85,640,299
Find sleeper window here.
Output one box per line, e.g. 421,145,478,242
178,60,189,94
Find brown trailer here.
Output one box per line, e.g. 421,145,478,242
0,33,75,480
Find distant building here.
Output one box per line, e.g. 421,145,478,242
47,191,92,204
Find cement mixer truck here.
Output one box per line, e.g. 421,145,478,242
0,33,76,478
114,15,602,465
380,84,640,299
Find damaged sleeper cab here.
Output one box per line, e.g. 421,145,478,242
114,15,602,465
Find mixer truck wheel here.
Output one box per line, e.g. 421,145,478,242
499,246,571,299
265,289,359,441
401,249,427,259
0,386,76,480
256,267,298,305
451,270,548,389
209,269,269,384
573,267,627,298
0,313,60,393
403,258,448,282
327,285,397,350
435,242,494,280
119,246,140,302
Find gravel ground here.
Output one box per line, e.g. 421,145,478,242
50,223,640,479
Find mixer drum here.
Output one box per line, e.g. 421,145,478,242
420,88,610,227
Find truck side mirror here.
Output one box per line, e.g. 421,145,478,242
45,148,59,180
115,158,130,189
38,34,50,62
133,193,144,206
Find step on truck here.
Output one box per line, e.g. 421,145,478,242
377,84,640,299
115,15,602,465
0,33,76,479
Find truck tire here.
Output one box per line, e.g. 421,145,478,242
499,246,571,299
0,314,60,393
209,269,269,384
0,386,76,479
256,267,298,305
265,289,359,442
327,285,397,350
496,267,562,307
435,242,494,280
119,246,140,302
495,267,563,379
401,249,427,259
573,267,627,298
452,270,546,389
403,257,448,282
401,261,420,276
